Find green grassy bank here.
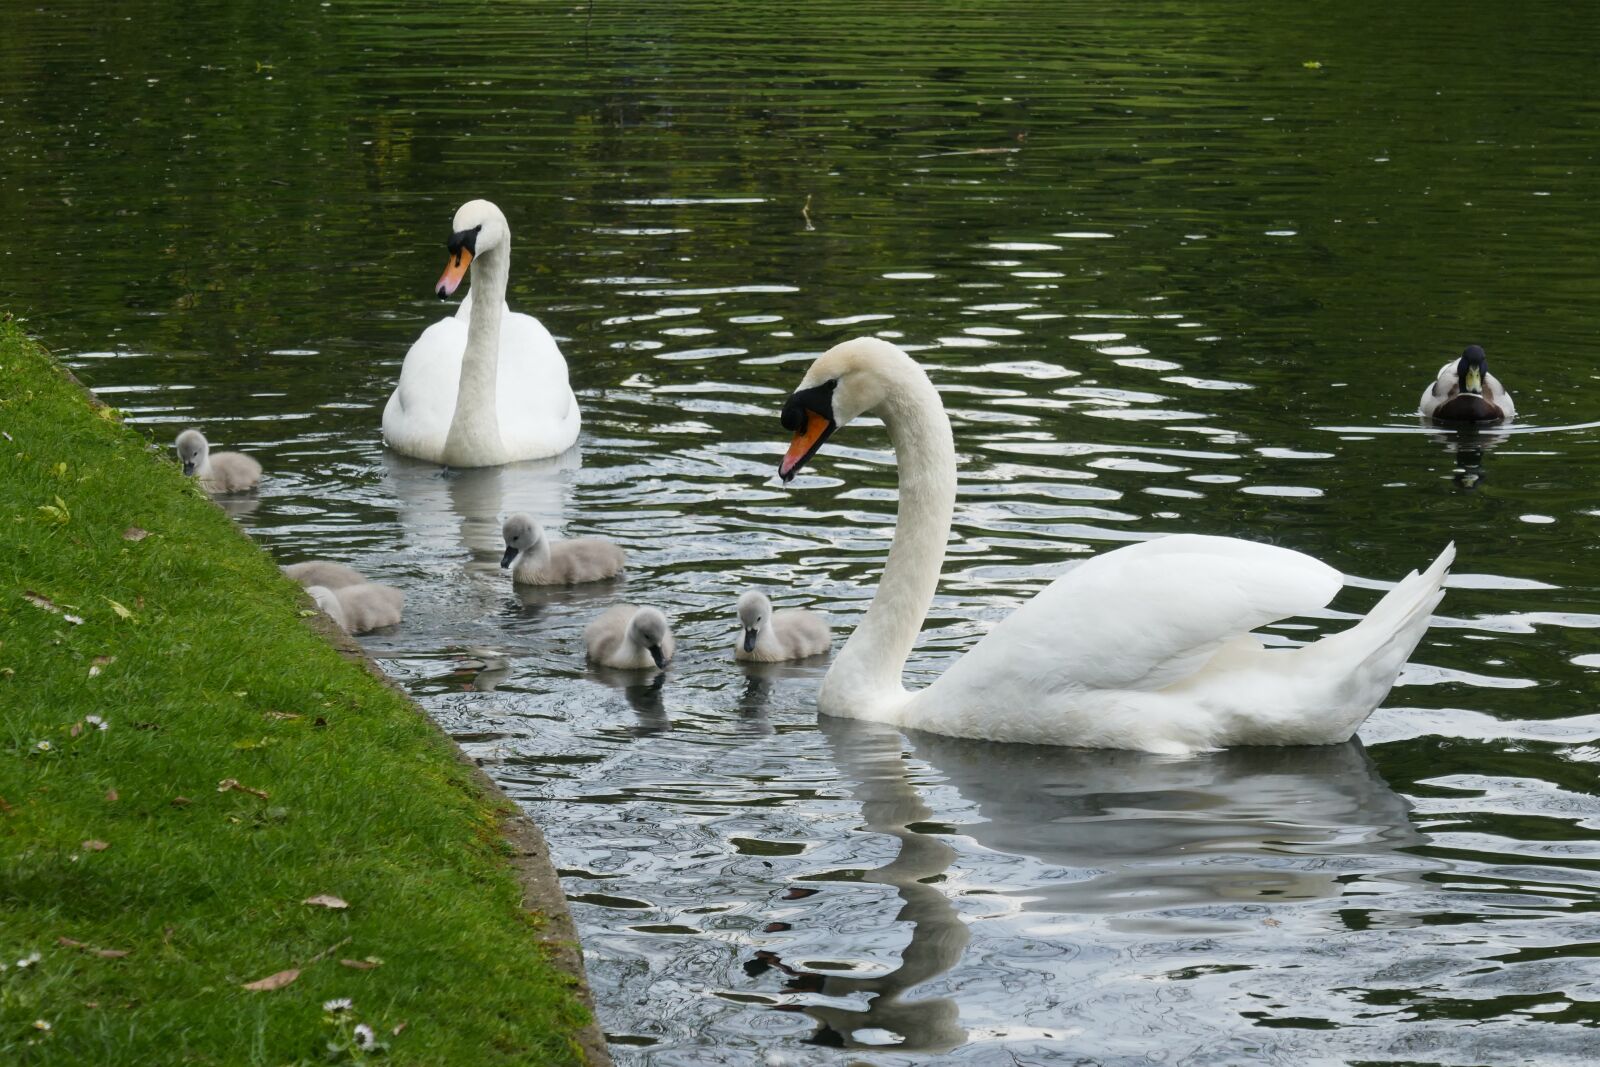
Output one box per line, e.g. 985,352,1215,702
0,317,600,1065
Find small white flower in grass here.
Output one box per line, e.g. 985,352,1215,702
33,1019,51,1031
323,997,353,1013
353,1023,377,1051
85,714,107,731
34,741,51,752
17,951,41,968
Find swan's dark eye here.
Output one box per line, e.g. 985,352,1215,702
781,379,838,431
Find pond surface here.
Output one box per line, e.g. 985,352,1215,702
5,2,1600,1063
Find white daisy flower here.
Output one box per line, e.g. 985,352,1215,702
353,1023,377,1051
33,1019,51,1031
85,715,108,730
34,741,51,752
17,951,41,968
322,997,353,1013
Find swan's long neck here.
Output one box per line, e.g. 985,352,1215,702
819,368,956,722
444,241,509,464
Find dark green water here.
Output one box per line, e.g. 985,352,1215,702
5,2,1600,1063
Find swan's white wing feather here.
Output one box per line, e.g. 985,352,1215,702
382,317,467,456
493,306,581,455
931,535,1342,699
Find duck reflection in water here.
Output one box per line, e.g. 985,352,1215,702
1421,418,1511,492
744,719,1427,1052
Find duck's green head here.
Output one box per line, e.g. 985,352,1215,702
1456,345,1489,395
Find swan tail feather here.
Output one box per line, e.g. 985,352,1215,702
1320,542,1453,713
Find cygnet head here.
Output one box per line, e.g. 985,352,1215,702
174,429,210,475
779,336,921,482
436,199,511,298
628,607,671,669
737,591,771,653
499,512,546,569
1456,345,1490,395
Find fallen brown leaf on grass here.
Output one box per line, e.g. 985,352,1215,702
103,597,134,621
23,591,61,613
104,788,119,803
81,839,109,852
0,795,14,816
263,710,301,721
122,526,149,541
171,796,191,808
339,958,382,970
241,968,300,992
23,590,83,624
57,937,131,959
217,778,269,800
303,894,349,910
392,1022,407,1036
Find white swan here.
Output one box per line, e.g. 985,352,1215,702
777,337,1454,754
1418,345,1515,422
382,199,581,466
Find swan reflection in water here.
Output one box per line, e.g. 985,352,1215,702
746,718,1428,1053
587,667,669,735
381,449,577,583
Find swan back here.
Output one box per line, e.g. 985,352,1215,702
282,561,367,590
330,582,405,634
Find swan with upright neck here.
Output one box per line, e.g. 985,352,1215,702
778,337,1454,754
382,199,581,466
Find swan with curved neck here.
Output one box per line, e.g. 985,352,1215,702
382,200,581,466
778,337,1454,754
